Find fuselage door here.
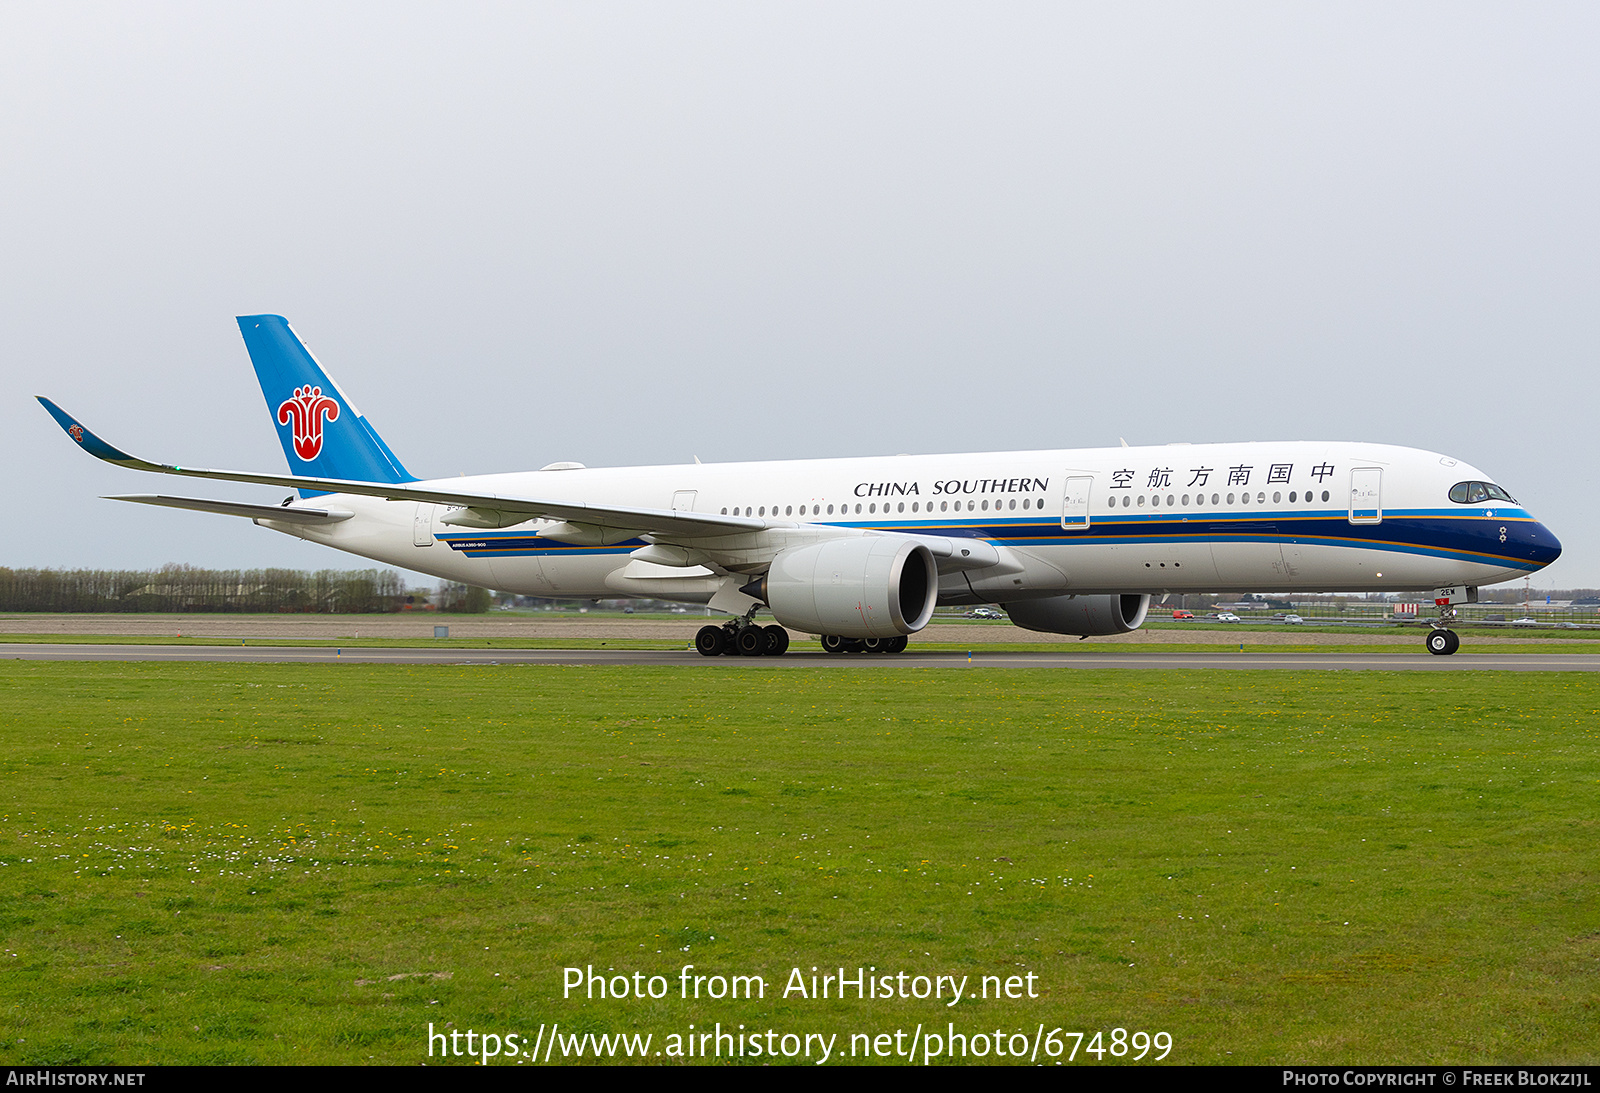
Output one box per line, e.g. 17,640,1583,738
671,490,698,512
1060,476,1093,531
412,502,435,546
1348,468,1382,525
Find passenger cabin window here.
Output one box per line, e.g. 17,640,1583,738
1449,481,1517,504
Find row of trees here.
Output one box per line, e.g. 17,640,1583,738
0,565,413,613
435,582,492,613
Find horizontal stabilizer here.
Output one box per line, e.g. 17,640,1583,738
107,494,354,524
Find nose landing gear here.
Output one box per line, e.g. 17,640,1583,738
1425,585,1475,656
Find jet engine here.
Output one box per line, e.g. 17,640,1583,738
1001,593,1150,636
761,537,938,638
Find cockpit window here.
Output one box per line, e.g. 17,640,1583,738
1448,481,1517,504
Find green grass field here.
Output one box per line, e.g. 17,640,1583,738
0,663,1595,1065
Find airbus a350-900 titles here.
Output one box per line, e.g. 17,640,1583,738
40,316,1561,656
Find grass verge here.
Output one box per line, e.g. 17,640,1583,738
0,663,1595,1065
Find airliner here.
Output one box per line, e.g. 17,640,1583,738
39,315,1561,656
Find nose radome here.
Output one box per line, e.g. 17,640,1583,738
1521,521,1562,569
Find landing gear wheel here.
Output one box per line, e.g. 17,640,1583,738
843,639,866,653
861,637,890,654
695,626,726,657
886,635,908,654
763,625,790,656
821,634,849,654
735,626,767,656
1428,591,1466,656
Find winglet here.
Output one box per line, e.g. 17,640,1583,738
36,397,152,468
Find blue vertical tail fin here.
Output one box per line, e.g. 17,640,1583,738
237,315,415,490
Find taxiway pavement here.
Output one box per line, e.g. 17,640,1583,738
6,644,1598,671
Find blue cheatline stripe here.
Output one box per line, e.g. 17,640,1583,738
438,510,1546,569
438,536,648,558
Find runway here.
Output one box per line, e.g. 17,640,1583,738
6,643,1600,670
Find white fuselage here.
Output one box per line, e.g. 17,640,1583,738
256,439,1558,608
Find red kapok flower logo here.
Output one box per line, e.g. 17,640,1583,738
67,424,85,444
276,385,340,461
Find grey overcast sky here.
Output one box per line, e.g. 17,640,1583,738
5,3,1597,588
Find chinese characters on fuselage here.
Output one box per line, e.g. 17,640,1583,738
1108,463,1335,489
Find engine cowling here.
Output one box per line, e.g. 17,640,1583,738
763,538,938,638
1002,594,1150,636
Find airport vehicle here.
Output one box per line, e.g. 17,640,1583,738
1281,614,1305,625
1172,610,1194,619
966,608,1005,619
39,316,1561,656
1216,612,1243,623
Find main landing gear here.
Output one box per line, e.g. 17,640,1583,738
692,605,912,657
820,634,908,655
692,620,911,656
695,616,791,657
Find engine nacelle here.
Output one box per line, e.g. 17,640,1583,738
1002,593,1150,636
764,538,938,638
